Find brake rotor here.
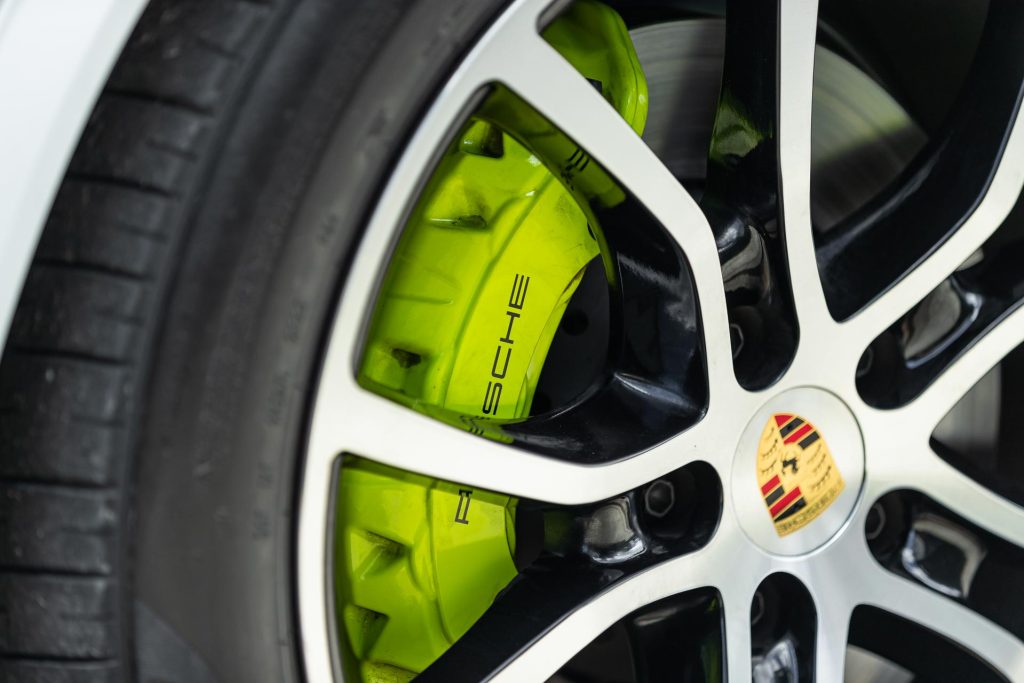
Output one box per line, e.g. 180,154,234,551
631,17,928,231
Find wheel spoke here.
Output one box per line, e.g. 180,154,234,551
716,533,768,681
817,529,1024,679
308,351,749,504
778,0,831,329
853,239,1024,409
867,426,1024,548
696,0,827,387
722,584,754,681
860,565,1024,680
813,595,851,682
790,539,860,682
915,452,1024,549
845,158,1024,354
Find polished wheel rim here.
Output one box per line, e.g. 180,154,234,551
298,0,1024,679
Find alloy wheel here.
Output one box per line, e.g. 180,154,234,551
298,0,1024,680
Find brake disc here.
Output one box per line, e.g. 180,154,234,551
631,17,929,231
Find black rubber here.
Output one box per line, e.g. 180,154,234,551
0,0,506,680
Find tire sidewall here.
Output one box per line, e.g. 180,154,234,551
131,1,509,680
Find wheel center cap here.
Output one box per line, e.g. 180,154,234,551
731,387,865,556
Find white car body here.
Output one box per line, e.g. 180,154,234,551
0,0,146,350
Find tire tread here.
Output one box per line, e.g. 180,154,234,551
0,0,279,676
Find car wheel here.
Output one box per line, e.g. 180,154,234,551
3,0,1024,682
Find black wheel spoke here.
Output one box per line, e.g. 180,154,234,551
420,463,722,681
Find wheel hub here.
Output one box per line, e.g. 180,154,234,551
731,388,865,556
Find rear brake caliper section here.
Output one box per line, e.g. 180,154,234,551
338,3,648,680
336,458,517,681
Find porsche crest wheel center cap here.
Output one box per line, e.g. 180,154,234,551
731,388,865,556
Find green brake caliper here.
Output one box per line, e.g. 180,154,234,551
337,3,648,680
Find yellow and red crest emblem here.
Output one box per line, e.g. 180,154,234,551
757,413,845,537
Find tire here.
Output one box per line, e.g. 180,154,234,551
0,0,506,680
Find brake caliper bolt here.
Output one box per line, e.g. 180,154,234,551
644,479,675,519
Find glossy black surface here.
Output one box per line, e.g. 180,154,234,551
417,558,633,683
750,574,815,682
858,193,1024,408
699,0,799,390
418,462,722,682
501,195,708,462
867,491,1024,641
554,589,723,683
463,87,709,463
932,341,1024,509
849,606,1007,683
532,259,610,415
816,0,1024,321
624,591,722,683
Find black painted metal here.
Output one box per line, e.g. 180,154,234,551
469,87,709,463
849,606,1007,683
502,195,708,461
858,194,1024,409
417,557,630,683
867,491,1024,643
532,258,610,415
750,573,816,682
624,591,723,682
418,462,722,682
816,0,1024,321
931,342,1024,509
700,0,799,390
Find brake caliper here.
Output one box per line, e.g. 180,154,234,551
337,3,648,680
